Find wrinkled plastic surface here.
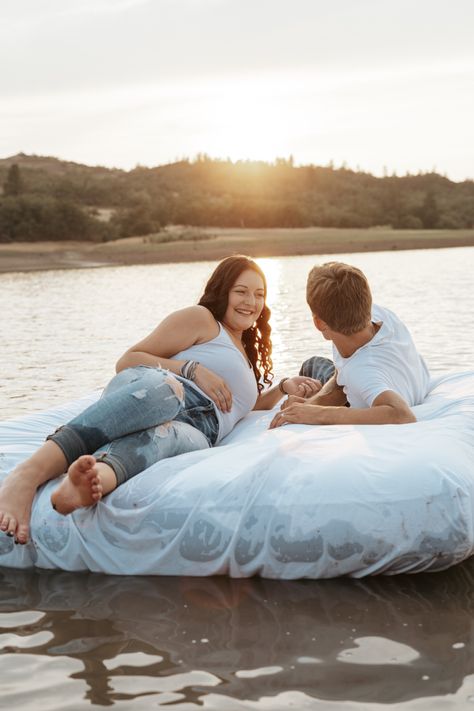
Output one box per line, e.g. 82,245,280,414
1,372,474,578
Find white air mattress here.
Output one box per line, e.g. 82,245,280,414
1,371,474,578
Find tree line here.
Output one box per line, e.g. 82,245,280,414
0,153,473,242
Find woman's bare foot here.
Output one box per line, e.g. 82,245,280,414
0,441,68,544
51,455,104,515
0,467,38,544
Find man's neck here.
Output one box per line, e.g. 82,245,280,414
333,322,379,358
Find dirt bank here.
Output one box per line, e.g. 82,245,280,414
1,227,473,274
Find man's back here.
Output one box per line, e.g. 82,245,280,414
333,305,430,408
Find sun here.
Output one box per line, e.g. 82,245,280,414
192,77,296,163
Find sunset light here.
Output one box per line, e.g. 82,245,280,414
1,2,474,709
1,1,473,180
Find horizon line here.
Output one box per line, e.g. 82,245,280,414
1,151,472,184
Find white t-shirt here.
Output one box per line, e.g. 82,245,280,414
173,323,258,441
333,305,430,409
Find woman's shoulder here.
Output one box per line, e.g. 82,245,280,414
171,305,219,341
176,304,216,324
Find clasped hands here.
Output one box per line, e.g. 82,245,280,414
192,366,325,419
269,377,325,429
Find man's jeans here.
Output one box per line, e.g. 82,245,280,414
299,355,335,383
47,366,219,485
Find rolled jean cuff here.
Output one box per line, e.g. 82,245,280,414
96,452,128,487
46,425,89,465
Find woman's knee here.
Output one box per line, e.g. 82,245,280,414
128,369,186,420
103,366,184,404
102,365,149,396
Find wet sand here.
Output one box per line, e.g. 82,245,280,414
1,227,474,273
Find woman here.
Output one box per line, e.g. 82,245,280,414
0,255,321,545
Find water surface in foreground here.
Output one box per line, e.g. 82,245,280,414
2,564,474,710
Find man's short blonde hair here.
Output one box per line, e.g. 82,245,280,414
306,262,372,335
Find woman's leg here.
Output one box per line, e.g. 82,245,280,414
51,381,220,514
0,367,185,542
0,440,68,543
47,366,186,466
50,419,211,515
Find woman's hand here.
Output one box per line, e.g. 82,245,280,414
282,376,322,399
193,364,233,413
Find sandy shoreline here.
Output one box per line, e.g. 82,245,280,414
1,227,474,274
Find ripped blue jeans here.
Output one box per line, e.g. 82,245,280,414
47,366,219,485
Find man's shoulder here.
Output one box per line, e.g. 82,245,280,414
372,304,412,345
372,303,401,323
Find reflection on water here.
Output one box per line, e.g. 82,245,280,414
2,563,474,709
1,247,473,419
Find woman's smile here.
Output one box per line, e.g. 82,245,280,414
224,268,266,333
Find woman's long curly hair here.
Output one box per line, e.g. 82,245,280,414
198,255,273,392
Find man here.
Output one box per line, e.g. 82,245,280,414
270,262,430,428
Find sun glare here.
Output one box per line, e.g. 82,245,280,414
254,258,287,374
194,80,299,163
255,258,281,305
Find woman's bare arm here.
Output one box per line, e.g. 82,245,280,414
116,305,216,373
115,306,233,412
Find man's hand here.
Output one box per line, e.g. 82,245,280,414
269,403,326,429
269,389,417,428
280,395,305,409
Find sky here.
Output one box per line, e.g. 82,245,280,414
1,0,473,180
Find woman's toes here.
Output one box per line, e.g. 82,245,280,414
15,524,29,545
6,517,17,536
82,455,96,471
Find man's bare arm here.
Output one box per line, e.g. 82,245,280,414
270,390,416,428
282,373,347,408
309,373,347,406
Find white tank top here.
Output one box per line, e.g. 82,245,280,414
173,323,259,441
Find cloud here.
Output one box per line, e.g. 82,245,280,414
0,0,151,27
55,0,151,17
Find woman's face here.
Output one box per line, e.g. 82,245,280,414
223,268,266,332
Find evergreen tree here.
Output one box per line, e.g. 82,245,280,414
3,163,23,196
419,191,439,229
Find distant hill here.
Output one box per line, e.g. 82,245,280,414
1,153,473,242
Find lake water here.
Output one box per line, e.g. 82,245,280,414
1,248,473,420
0,247,474,709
